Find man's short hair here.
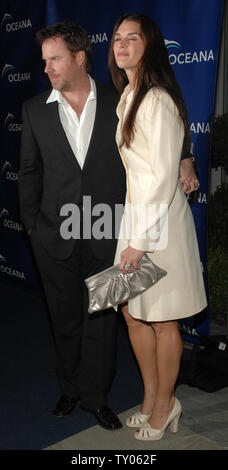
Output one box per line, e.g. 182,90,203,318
36,20,92,73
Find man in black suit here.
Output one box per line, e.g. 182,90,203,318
19,21,126,430
19,20,199,430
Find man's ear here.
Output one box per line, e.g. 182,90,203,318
75,50,86,67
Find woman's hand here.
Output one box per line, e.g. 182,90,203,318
179,158,199,194
119,246,145,273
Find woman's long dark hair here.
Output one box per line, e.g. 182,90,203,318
108,13,191,152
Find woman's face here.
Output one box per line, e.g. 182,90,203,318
113,20,146,78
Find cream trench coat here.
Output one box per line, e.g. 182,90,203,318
114,85,207,322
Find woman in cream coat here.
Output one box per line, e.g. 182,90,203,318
109,14,207,441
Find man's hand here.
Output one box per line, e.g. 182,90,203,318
179,157,199,194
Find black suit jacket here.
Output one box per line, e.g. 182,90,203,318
19,81,126,260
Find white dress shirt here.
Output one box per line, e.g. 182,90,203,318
46,75,96,169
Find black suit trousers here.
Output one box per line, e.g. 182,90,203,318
30,228,119,410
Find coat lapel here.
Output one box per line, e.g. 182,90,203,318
82,81,105,171
45,100,82,172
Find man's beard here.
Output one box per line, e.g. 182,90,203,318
49,76,71,92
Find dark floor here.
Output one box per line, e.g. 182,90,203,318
0,280,227,452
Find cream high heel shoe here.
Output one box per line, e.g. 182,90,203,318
126,410,152,428
135,398,182,441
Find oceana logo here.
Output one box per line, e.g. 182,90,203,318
1,13,32,32
4,113,23,132
0,208,24,232
0,160,18,181
0,254,26,280
187,192,207,204
165,38,214,65
89,32,108,44
2,63,31,83
190,122,211,134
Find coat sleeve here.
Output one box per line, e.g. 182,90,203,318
129,90,184,252
18,102,43,232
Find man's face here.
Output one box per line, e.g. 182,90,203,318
42,35,83,92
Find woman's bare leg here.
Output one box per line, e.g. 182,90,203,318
147,320,183,429
122,304,157,414
122,303,183,427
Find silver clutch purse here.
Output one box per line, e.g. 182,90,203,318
85,254,167,314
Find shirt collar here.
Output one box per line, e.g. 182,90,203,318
123,84,134,102
116,84,134,119
46,75,96,105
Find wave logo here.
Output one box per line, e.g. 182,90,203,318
4,112,14,127
0,13,12,29
4,113,23,132
1,160,12,175
1,64,15,79
0,254,6,262
0,208,9,219
165,39,182,49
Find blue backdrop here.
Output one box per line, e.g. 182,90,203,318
0,0,224,339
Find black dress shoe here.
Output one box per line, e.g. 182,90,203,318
52,395,77,417
88,406,123,430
